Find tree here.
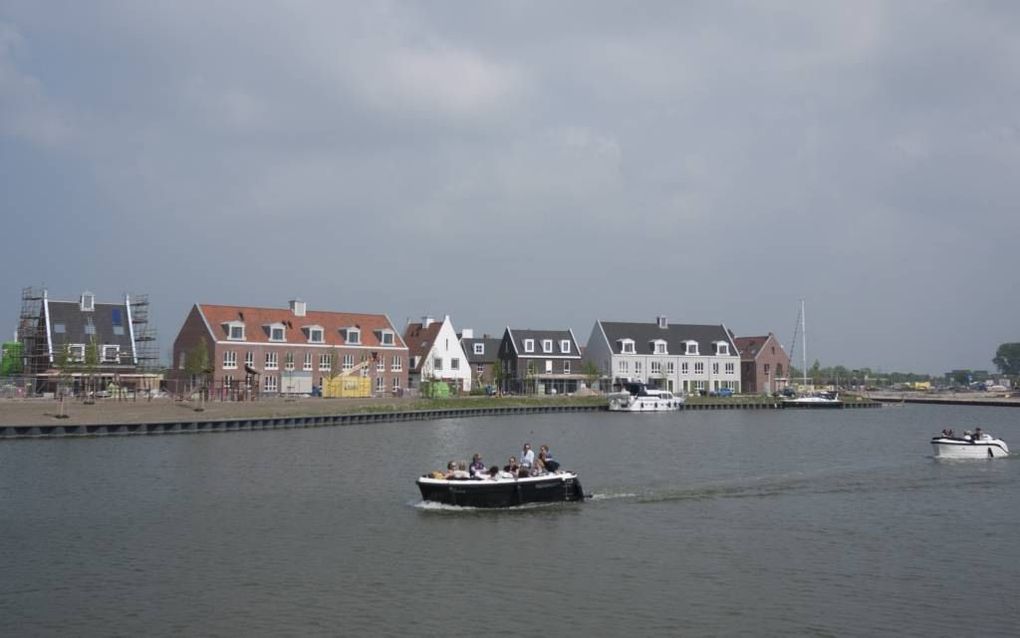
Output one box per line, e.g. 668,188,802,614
54,342,76,397
581,360,602,393
993,343,1020,376
184,339,210,393
83,337,100,403
491,360,507,395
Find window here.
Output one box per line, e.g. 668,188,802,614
113,325,125,336
618,360,630,374
712,362,719,374
245,351,254,368
764,363,771,375
523,339,534,353
84,322,95,335
476,364,485,374
342,355,354,371
319,353,331,371
392,377,401,391
377,356,385,372
285,352,295,371
264,376,278,393
270,326,285,342
667,362,675,374
527,361,537,376
309,328,324,343
380,331,394,346
53,323,66,334
375,376,384,393
69,345,85,363
229,325,245,340
563,361,571,374
345,328,360,345
223,351,238,370
635,361,643,374
545,360,553,373
391,356,402,371
653,341,667,354
651,361,661,374
725,362,735,374
560,340,571,354
681,362,689,374
265,352,279,370
102,345,120,363
618,339,635,354
434,357,443,370
694,362,704,374
474,343,484,355
542,339,553,353
715,342,730,355
451,358,460,370
304,353,313,371
685,341,698,355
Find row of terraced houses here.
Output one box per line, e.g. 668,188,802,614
13,291,791,397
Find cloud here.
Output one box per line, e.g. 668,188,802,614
0,22,70,147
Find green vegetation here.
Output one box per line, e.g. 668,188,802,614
789,363,933,387
993,343,1020,376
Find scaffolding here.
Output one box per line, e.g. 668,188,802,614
16,287,49,383
128,293,160,371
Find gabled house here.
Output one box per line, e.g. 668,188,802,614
172,299,408,396
459,329,501,390
583,316,741,394
404,315,472,392
497,327,583,395
733,333,790,394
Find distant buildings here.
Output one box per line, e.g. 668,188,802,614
497,327,584,394
460,329,501,390
734,333,790,394
172,299,408,396
404,315,472,392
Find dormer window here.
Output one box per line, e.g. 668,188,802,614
651,339,668,355
618,338,635,354
375,330,395,346
343,328,361,345
306,326,325,344
560,340,571,354
225,321,246,341
80,291,95,312
102,345,120,363
265,323,286,342
473,343,484,355
523,339,535,353
714,341,730,355
542,339,553,353
684,340,699,355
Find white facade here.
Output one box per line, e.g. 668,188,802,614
583,320,742,394
418,316,473,392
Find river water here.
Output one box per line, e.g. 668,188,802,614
2,404,1019,636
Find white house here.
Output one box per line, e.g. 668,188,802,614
583,316,741,394
403,315,473,392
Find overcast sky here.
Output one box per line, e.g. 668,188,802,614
3,1,1018,374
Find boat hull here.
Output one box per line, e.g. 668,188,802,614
782,398,842,409
608,393,684,412
417,473,585,508
931,437,1010,459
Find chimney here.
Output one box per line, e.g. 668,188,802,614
422,316,434,328
461,328,474,339
289,299,306,317
656,315,668,329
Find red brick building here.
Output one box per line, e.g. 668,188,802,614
172,300,408,397
733,333,790,395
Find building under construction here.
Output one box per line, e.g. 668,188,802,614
10,287,162,396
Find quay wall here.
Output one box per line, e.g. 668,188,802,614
0,399,879,440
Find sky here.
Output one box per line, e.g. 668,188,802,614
2,1,1018,375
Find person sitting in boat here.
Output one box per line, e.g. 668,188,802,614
539,444,560,472
504,456,520,474
520,442,535,469
445,461,470,480
940,428,952,438
974,427,985,441
962,430,973,441
469,453,486,477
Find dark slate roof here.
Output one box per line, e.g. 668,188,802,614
47,301,135,352
461,337,501,364
505,328,581,358
598,321,737,355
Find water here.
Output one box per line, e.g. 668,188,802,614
2,404,1019,636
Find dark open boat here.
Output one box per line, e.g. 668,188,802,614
416,472,585,508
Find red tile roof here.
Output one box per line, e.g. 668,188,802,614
734,334,775,361
197,304,406,348
403,321,443,371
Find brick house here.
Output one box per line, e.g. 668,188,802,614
497,327,584,395
459,329,501,390
172,300,408,396
733,332,790,394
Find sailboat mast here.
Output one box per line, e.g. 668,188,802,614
801,299,807,386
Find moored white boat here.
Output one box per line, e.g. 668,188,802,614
931,433,1010,459
782,391,841,408
608,382,684,412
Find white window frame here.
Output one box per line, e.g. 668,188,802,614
618,360,629,374
560,340,571,354
223,351,238,370
377,355,385,372
264,375,278,393
694,362,704,374
685,341,699,355
303,353,313,371
345,328,360,345
342,354,354,371
375,376,385,392
473,343,484,355
725,362,735,375
284,352,295,371
619,339,635,354
265,323,286,342
67,344,85,363
563,361,571,374
265,352,279,370
715,341,730,355
226,322,245,341
245,351,254,369
392,376,401,391
102,344,120,363
523,339,535,353
652,340,667,355
391,356,402,371
542,339,553,353
712,362,719,375
476,363,485,374
651,361,661,374
451,358,460,371
635,361,643,374
667,362,675,374
308,327,324,344
545,360,553,373
319,353,331,371
681,362,689,375
434,357,443,371
380,331,394,346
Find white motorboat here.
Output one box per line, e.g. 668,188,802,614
931,432,1010,459
608,382,684,412
782,391,842,408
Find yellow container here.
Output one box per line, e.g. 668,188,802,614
322,376,371,398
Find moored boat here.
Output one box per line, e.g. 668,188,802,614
931,432,1010,459
782,391,842,408
416,472,585,508
608,382,684,412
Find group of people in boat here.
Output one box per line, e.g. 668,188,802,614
938,427,991,442
433,442,562,480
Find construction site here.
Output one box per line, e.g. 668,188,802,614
1,287,163,398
